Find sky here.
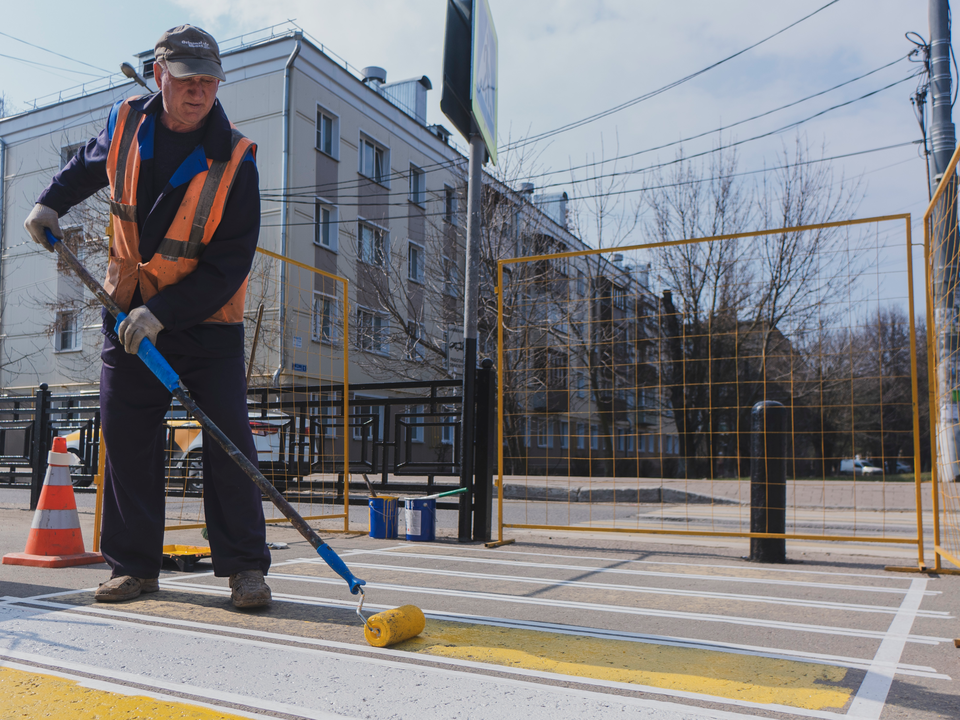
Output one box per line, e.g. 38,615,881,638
0,0,939,307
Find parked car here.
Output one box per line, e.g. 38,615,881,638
895,461,912,474
839,458,883,476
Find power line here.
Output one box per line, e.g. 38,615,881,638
259,141,918,209
499,0,843,152
0,30,112,74
520,54,910,183
264,56,910,200
262,71,918,202
0,52,104,78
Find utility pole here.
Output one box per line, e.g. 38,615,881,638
930,0,960,482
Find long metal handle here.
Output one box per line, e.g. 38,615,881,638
44,229,366,595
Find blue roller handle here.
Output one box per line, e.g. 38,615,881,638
44,227,366,596
317,544,366,594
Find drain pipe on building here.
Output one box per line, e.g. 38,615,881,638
0,137,6,362
272,32,302,386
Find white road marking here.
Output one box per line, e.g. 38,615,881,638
845,578,928,719
0,605,853,720
170,569,949,644
363,549,936,595
313,562,949,616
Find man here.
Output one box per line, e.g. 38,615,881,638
24,25,271,609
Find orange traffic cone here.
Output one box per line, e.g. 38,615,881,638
3,436,102,568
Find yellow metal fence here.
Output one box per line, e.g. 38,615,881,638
93,248,352,547
925,143,960,572
497,215,928,566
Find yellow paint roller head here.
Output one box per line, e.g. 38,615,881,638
363,605,426,647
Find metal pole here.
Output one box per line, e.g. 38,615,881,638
929,0,960,482
458,135,484,540
749,401,787,563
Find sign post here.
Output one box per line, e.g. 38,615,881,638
441,0,497,540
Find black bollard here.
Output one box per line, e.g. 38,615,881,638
749,400,787,563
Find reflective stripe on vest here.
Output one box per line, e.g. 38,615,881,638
104,99,255,324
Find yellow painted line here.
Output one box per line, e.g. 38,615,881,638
0,666,253,720
401,621,851,711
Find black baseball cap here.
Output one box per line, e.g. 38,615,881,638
154,25,226,81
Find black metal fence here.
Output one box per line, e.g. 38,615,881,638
2,364,497,541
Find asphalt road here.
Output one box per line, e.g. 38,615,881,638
1,486,958,720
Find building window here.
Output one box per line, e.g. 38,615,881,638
356,309,388,354
312,293,338,344
443,257,459,297
358,220,387,266
359,135,388,185
444,185,458,225
408,242,424,283
612,284,627,310
317,108,338,158
440,407,458,445
577,271,587,297
591,425,600,451
409,164,425,205
405,319,425,360
60,143,85,170
577,372,588,399
55,311,81,352
536,420,554,449
559,421,569,450
315,200,338,251
352,401,383,441
576,422,587,450
405,405,425,444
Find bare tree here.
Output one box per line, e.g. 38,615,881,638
647,137,865,477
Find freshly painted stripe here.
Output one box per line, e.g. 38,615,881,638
846,579,928,720
261,568,950,642
372,550,930,595
402,619,851,710
0,665,262,720
30,508,81,530
0,657,355,720
331,562,949,617
0,610,850,720
15,594,947,681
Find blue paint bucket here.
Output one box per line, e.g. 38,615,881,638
368,496,398,539
404,498,436,542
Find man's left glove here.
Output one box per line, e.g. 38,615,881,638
117,306,164,355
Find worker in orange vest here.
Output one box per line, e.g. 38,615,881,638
24,25,271,609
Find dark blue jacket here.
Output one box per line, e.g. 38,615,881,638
39,92,260,358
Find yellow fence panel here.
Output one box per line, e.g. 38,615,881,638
156,247,351,536
497,215,926,565
925,143,960,572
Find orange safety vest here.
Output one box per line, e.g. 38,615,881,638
103,98,256,324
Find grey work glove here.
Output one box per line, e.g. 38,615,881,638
24,203,62,251
117,306,164,355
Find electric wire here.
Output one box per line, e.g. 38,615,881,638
263,72,919,203
499,0,843,152
0,52,104,78
0,29,112,74
264,64,916,200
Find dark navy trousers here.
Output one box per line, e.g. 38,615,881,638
98,336,270,579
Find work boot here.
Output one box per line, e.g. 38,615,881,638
229,569,271,609
94,575,160,602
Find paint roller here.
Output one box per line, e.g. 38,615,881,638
46,229,426,648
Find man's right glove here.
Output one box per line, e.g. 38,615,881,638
24,204,62,252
